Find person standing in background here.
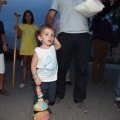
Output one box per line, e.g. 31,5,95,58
0,20,9,96
45,0,92,112
14,10,39,88
53,15,72,85
91,10,115,84
114,70,120,110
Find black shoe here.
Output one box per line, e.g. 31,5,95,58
55,97,62,103
114,100,120,110
0,90,9,96
47,108,52,114
66,81,72,85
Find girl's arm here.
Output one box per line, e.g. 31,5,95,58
31,51,42,85
17,28,22,39
53,37,61,50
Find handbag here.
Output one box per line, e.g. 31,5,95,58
74,0,105,17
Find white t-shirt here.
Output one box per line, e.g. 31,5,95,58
35,45,58,82
50,0,89,34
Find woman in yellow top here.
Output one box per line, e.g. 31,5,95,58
15,10,39,88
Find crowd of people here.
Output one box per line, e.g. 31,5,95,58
0,0,120,117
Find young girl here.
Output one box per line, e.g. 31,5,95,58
15,10,39,88
31,24,61,113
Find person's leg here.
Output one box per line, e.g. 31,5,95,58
41,82,50,114
0,74,5,91
115,70,120,101
114,70,120,110
0,53,9,96
23,56,29,83
66,62,72,85
34,82,49,104
28,56,33,80
21,59,23,66
47,81,57,114
0,53,5,91
66,57,74,85
47,81,57,104
92,39,101,82
99,41,109,82
73,33,91,104
19,55,29,88
66,68,71,81
56,33,74,99
34,83,48,104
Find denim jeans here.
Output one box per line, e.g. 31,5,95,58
56,32,91,103
115,70,120,101
33,81,57,104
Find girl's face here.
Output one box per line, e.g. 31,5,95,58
25,12,32,24
38,28,55,48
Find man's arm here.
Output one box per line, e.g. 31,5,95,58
45,10,57,25
1,34,7,52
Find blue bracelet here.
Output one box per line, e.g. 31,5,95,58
32,72,37,77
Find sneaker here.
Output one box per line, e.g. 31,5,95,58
47,108,52,114
99,80,107,84
19,83,26,88
55,97,62,103
75,102,88,112
114,100,120,110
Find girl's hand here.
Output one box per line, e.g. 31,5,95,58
53,37,61,50
34,76,42,86
14,25,19,31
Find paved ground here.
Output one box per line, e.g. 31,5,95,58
0,61,120,120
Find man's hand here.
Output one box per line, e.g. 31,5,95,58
3,44,7,52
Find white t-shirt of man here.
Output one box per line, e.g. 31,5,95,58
50,0,89,34
35,45,58,82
